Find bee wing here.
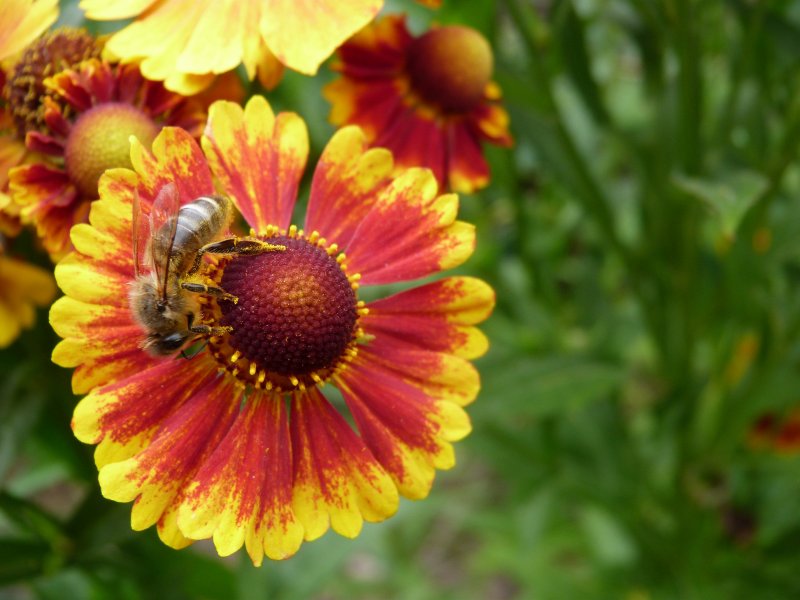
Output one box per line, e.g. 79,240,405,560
150,182,180,302
131,188,151,278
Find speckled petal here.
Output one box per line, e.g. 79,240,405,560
178,394,304,565
130,127,215,203
363,276,494,359
342,168,475,285
10,163,82,260
304,126,393,250
202,96,307,232
338,357,470,499
290,388,398,542
98,374,240,543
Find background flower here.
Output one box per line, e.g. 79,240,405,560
324,15,512,193
0,247,55,347
79,0,383,94
9,58,206,260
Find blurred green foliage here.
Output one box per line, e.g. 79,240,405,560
5,0,800,598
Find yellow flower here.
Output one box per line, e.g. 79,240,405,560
79,0,383,94
0,249,56,347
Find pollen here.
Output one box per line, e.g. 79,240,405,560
406,25,493,113
5,27,103,135
64,103,159,198
207,232,363,392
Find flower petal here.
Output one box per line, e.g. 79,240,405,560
291,388,398,542
446,121,490,194
10,163,81,260
338,358,470,499
202,96,307,232
343,168,475,284
79,0,157,19
130,127,215,203
98,374,240,539
178,394,304,565
261,0,382,75
304,126,393,249
358,343,480,408
374,110,448,190
175,0,257,76
0,255,56,348
363,276,494,359
71,353,213,448
0,0,58,60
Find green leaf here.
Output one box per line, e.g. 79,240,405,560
479,354,624,419
556,3,610,125
0,493,64,544
0,539,50,584
672,170,768,241
0,366,45,481
578,505,637,567
32,569,96,600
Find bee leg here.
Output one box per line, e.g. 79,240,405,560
181,281,238,303
185,307,232,337
189,324,233,337
187,238,286,275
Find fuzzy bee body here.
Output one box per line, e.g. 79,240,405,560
129,184,284,356
153,195,231,276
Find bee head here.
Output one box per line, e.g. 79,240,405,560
143,331,190,355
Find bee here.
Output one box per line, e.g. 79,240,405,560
129,182,282,355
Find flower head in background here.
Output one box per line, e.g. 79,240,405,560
749,410,800,454
324,15,512,194
0,246,56,348
0,27,102,237
79,0,383,94
50,96,493,565
0,105,24,237
9,58,207,260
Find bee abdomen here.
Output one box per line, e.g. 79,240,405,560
173,195,229,252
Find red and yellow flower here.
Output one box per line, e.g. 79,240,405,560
50,95,493,564
1,27,103,237
79,0,383,94
9,58,206,260
324,15,513,194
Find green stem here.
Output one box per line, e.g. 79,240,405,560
673,0,703,175
503,0,636,270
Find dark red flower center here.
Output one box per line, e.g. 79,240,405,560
65,102,159,199
209,232,363,392
406,25,493,113
5,27,103,135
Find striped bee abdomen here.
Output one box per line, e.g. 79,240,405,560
173,196,229,252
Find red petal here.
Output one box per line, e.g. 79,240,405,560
363,276,494,357
342,169,475,285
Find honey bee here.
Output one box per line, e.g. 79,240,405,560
129,182,282,355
